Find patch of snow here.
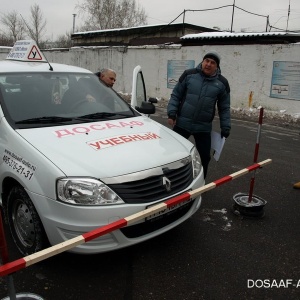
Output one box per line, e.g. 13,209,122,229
213,208,227,214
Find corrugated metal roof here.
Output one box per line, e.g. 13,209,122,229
73,22,216,36
181,31,300,40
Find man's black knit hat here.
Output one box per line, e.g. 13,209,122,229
203,51,221,67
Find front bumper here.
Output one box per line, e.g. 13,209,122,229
29,175,204,254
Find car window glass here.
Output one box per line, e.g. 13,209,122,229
135,72,146,108
0,73,133,125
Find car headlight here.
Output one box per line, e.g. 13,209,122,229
57,178,124,205
191,147,202,178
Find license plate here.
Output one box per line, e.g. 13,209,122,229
146,198,192,221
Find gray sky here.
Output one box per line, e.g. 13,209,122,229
1,0,299,40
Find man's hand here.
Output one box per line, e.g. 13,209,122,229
221,129,230,138
167,118,176,127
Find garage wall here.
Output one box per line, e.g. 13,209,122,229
1,44,300,117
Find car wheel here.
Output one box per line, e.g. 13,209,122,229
6,185,48,256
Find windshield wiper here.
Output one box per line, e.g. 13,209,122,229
77,112,132,120
15,116,73,124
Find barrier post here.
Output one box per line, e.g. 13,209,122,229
0,209,17,300
248,107,264,203
232,107,267,218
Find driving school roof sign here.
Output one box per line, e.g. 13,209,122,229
6,40,47,62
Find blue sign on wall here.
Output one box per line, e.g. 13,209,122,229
167,60,195,89
270,61,300,101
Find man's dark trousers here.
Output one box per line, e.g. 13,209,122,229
173,125,211,179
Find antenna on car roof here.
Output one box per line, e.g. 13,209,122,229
45,56,54,71
40,49,54,71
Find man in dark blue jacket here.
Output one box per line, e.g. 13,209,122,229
167,51,231,178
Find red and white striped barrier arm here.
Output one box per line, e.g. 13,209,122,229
0,158,272,277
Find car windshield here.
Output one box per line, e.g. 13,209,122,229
0,72,136,128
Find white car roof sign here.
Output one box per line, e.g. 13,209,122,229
6,40,47,63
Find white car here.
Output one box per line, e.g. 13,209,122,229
0,40,204,255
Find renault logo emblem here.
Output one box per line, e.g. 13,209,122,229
162,176,171,192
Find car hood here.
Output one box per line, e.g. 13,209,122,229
17,116,193,178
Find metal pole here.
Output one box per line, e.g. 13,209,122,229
266,15,269,32
72,14,77,33
286,0,291,32
182,10,186,36
230,0,236,32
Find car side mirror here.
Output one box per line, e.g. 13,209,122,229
148,97,158,104
135,101,155,114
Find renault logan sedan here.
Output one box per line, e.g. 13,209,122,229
0,40,204,255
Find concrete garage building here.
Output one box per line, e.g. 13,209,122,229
71,23,219,47
180,31,300,45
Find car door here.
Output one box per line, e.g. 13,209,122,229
131,65,155,116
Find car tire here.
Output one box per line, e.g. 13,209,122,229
6,185,49,256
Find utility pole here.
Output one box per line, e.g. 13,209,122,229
230,0,236,33
182,10,186,36
266,15,269,32
286,0,291,32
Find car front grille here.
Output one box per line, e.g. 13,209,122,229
105,158,193,204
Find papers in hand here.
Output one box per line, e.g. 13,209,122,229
211,131,226,161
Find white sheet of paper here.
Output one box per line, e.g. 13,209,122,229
211,131,226,161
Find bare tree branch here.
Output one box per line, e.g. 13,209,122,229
0,10,26,41
76,0,147,31
25,3,47,45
